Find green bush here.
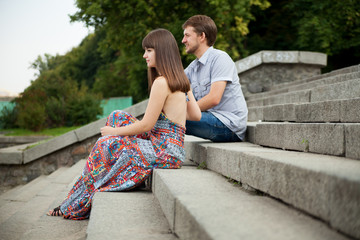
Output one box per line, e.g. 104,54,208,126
16,101,46,131
45,96,66,127
66,93,102,126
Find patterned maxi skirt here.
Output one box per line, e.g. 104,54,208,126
59,110,186,220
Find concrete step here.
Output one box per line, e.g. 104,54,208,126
246,122,360,160
185,137,360,239
87,191,178,240
246,88,311,107
0,175,50,202
0,159,88,240
248,97,360,123
273,63,360,91
246,77,360,107
153,166,350,240
86,159,195,239
245,64,360,101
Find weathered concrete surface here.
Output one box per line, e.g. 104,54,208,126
184,138,360,239
0,160,87,240
247,89,311,107
340,98,360,122
311,78,360,102
254,122,345,156
295,100,341,122
23,131,78,164
248,98,360,123
245,65,360,102
0,135,50,148
345,124,360,160
236,51,326,94
0,143,26,164
247,107,264,121
153,167,349,240
88,192,177,240
263,104,296,122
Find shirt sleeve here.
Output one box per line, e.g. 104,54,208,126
210,53,236,83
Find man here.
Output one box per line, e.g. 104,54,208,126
182,15,248,142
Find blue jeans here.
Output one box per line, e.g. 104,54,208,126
186,112,241,142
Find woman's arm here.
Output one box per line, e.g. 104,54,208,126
186,89,201,121
100,77,169,136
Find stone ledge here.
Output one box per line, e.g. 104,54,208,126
236,51,327,74
244,122,360,160
0,99,149,166
245,66,360,101
0,136,50,147
248,98,360,123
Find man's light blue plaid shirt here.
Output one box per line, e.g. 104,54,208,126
185,47,248,140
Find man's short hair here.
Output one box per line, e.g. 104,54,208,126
182,15,217,46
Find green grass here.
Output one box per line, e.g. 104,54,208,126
1,126,81,137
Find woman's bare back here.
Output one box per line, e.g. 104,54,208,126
162,90,187,127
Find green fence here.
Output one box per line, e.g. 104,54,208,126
99,97,133,119
0,101,15,114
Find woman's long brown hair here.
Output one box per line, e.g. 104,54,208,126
142,28,190,93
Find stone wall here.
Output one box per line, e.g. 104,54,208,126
235,51,327,95
239,63,321,94
0,135,99,186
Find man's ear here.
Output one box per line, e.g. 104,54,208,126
199,32,207,43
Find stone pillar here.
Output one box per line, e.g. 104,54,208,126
235,51,327,95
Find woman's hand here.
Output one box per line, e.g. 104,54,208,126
186,90,201,121
100,126,116,136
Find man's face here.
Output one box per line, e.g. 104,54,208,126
182,26,201,55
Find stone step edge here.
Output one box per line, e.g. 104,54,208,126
245,121,360,160
268,63,360,90
245,64,360,101
246,71,359,101
184,137,360,239
246,78,360,107
247,97,360,123
152,167,350,240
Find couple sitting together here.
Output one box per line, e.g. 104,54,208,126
48,14,248,220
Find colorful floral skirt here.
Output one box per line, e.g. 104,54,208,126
59,110,185,220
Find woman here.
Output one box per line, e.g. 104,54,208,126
47,28,201,220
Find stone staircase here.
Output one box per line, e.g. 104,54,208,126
0,62,359,239
0,160,88,240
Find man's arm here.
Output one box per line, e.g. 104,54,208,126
197,81,227,111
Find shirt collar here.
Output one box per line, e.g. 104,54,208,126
198,46,213,65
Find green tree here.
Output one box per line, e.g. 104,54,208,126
16,44,103,131
246,0,360,71
70,0,271,102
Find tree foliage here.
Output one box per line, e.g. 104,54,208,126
12,0,360,131
246,0,360,70
70,0,271,102
15,39,103,131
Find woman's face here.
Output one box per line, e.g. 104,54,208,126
143,47,156,68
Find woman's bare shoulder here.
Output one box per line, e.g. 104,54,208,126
153,76,169,89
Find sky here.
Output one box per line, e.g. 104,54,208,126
0,0,92,96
